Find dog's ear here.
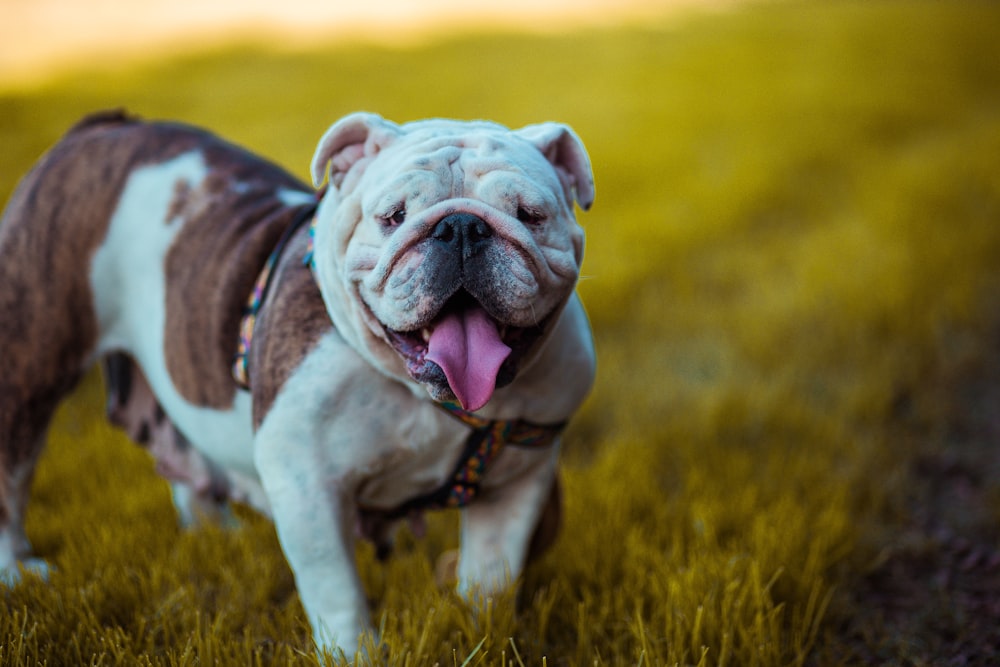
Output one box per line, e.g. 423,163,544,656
515,122,595,212
311,112,401,189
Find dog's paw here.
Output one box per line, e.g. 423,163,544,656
0,558,52,586
171,482,238,529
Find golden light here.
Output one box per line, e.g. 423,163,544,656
1,0,737,85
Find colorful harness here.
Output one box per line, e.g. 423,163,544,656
232,203,565,515
232,202,318,389
378,401,565,518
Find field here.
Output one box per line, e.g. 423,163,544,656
2,1,1000,664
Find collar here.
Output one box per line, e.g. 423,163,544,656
232,201,319,389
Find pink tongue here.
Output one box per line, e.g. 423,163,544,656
426,307,511,411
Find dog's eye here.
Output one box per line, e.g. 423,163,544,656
516,206,545,225
382,208,406,227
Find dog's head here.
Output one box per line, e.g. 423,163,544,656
309,113,593,411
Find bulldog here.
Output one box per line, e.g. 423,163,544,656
0,109,595,656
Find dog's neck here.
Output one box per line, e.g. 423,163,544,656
363,399,565,518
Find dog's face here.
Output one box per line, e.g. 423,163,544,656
309,113,594,411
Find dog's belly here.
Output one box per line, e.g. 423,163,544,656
89,151,258,479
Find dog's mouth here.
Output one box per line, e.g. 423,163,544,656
384,290,548,411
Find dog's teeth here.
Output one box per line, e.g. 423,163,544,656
421,328,432,342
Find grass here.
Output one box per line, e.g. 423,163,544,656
2,0,1000,663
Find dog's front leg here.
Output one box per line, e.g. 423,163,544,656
457,445,560,599
254,431,370,659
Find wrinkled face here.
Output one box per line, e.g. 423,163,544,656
311,115,593,411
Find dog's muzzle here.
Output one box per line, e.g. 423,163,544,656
431,212,493,261
381,211,555,411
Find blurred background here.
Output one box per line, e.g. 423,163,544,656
1,0,734,84
2,0,999,664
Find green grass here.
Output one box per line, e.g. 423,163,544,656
2,1,1000,663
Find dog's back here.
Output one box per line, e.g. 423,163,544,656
0,111,312,577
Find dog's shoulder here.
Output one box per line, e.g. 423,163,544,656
249,226,333,428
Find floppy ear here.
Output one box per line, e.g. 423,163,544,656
310,112,401,188
515,122,595,211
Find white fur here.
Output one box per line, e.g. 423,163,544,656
253,330,451,653
89,152,260,486
458,443,559,598
252,326,566,653
277,187,316,208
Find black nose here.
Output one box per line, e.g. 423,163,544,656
431,213,493,259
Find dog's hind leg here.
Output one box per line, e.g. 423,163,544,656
102,352,235,528
0,270,94,583
0,374,87,583
0,129,107,582
0,287,93,582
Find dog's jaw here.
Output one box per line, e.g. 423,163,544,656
382,290,561,410
312,199,570,410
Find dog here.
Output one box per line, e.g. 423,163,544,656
0,109,595,655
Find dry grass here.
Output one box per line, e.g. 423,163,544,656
2,1,1000,664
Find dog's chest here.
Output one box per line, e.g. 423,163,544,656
258,330,552,513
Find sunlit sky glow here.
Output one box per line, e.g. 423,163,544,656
1,0,736,84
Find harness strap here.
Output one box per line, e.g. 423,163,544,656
232,202,319,389
374,401,566,519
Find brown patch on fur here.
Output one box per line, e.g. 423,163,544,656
162,148,315,408
248,223,332,428
166,179,193,224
